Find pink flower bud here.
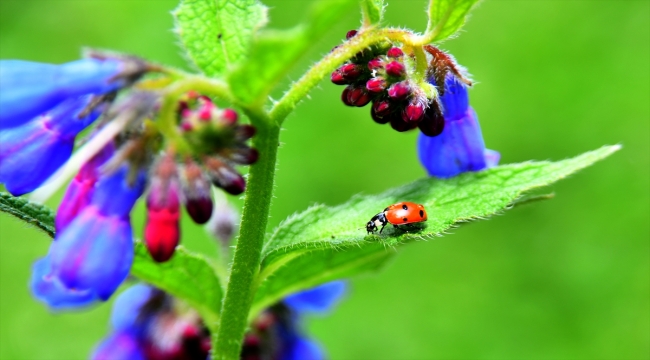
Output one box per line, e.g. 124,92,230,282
226,147,259,165
365,78,386,93
346,30,358,39
346,86,372,107
221,108,238,124
387,47,404,58
367,58,385,71
330,70,347,85
385,61,405,77
371,101,392,124
388,81,410,100
402,102,425,123
338,64,362,81
234,125,256,142
390,116,417,132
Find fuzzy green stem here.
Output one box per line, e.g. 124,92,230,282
213,118,280,359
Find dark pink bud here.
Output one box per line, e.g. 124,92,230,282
180,120,193,132
371,101,392,124
181,161,214,224
341,87,354,106
390,115,418,132
331,70,347,85
221,108,238,124
367,58,385,71
402,102,425,123
234,124,256,142
205,157,246,195
418,101,445,136
366,78,386,93
226,147,259,165
339,64,362,81
346,30,358,39
198,106,212,121
387,47,404,58
388,81,410,100
385,61,406,77
346,86,372,107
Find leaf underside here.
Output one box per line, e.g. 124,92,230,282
360,0,385,26
0,192,55,237
250,145,620,316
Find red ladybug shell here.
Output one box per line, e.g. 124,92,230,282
384,202,428,225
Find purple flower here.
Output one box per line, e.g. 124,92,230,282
0,95,103,196
92,331,146,360
418,74,500,178
31,165,147,308
29,256,98,310
55,143,114,232
0,58,124,129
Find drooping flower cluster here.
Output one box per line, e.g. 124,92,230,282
331,30,499,178
0,55,258,309
92,281,346,360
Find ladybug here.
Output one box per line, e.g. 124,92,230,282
366,202,428,234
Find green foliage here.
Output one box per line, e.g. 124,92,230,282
0,192,55,237
250,145,620,315
360,0,385,26
227,0,357,106
132,241,223,328
174,0,268,77
426,0,481,42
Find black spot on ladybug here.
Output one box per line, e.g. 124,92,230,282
419,210,424,217
403,217,408,222
402,204,408,210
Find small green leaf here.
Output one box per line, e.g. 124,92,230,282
251,145,620,315
426,0,481,42
173,0,268,77
0,192,55,237
132,241,223,328
228,0,356,106
360,0,385,26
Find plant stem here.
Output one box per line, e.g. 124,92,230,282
213,118,280,359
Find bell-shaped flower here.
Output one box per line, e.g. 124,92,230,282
0,58,125,129
0,95,103,196
32,165,147,308
284,281,347,314
29,256,98,310
418,74,500,178
55,143,114,232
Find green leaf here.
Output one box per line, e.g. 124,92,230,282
0,192,55,237
251,145,620,316
173,0,268,77
132,242,223,328
426,0,481,42
0,192,222,326
360,0,385,26
228,0,356,106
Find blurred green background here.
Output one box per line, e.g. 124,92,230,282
1,0,648,359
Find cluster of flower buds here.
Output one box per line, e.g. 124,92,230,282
92,284,211,360
331,31,476,137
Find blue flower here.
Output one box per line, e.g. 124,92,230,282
418,74,500,178
31,165,147,308
284,280,347,313
0,95,104,196
29,256,98,310
0,58,124,129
